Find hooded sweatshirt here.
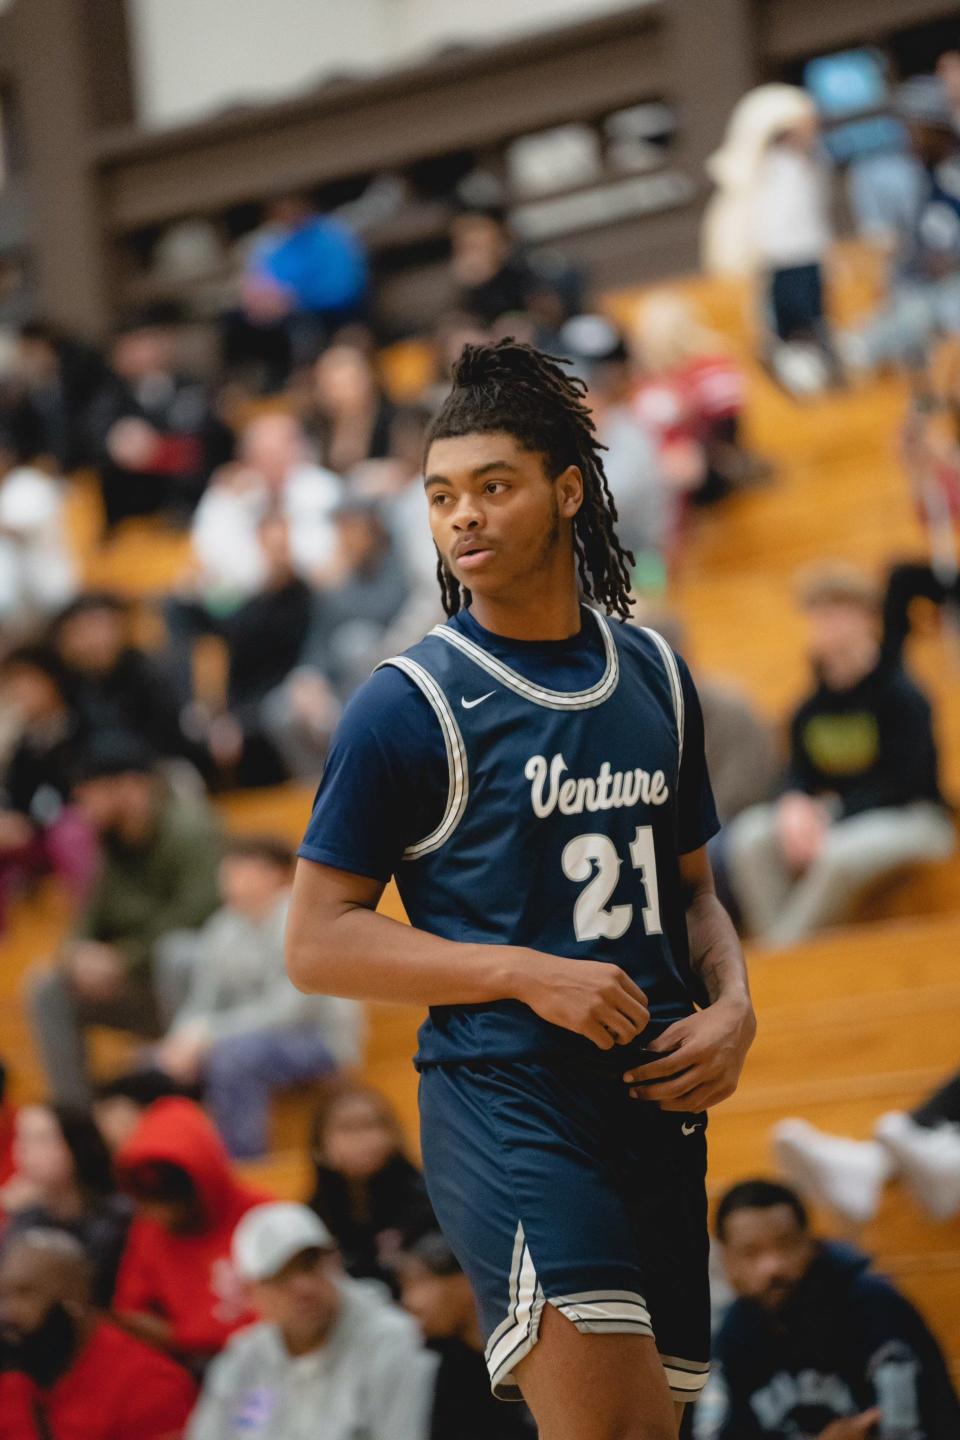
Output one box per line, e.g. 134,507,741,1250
786,661,944,818
698,1242,960,1440
113,1098,271,1360
0,1319,198,1440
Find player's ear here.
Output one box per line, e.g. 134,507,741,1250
555,464,583,519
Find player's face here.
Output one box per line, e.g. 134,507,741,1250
720,1205,815,1312
424,432,582,601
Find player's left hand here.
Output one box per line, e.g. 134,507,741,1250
622,998,755,1112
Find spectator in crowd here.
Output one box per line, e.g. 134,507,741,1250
631,292,768,502
88,306,233,531
0,646,96,930
0,455,77,624
774,1065,960,1226
726,565,955,945
93,1068,191,1154
0,1061,14,1185
187,1201,435,1440
28,734,222,1106
0,1104,130,1306
695,1180,960,1439
448,199,581,335
704,85,838,394
6,320,108,472
881,364,960,664
937,50,960,135
644,614,779,829
0,1228,198,1440
294,499,408,696
209,515,314,787
308,1087,435,1287
234,193,370,377
397,1231,537,1440
168,410,340,706
147,835,362,1159
309,340,396,477
51,590,198,769
113,1097,269,1370
558,314,673,577
842,75,960,374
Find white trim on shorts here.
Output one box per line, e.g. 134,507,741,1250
484,1224,707,1404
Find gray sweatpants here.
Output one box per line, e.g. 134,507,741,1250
726,800,956,946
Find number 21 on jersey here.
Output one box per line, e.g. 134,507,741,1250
561,827,662,942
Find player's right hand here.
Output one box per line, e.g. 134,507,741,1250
518,953,649,1050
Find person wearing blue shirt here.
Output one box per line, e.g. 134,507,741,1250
287,339,756,1440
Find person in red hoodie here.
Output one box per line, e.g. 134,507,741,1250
0,1226,197,1439
112,1097,270,1371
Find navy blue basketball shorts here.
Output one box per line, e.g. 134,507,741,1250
418,1058,710,1404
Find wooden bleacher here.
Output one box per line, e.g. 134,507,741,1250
0,251,957,1374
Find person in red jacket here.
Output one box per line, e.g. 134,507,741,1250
0,1226,197,1439
112,1097,271,1370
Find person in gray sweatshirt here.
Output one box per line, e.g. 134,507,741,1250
187,1202,436,1440
150,835,363,1158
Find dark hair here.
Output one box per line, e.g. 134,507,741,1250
122,1160,195,1207
48,1105,115,1201
93,1069,189,1110
310,1085,405,1159
0,644,68,694
51,590,129,635
223,834,294,871
71,731,157,785
715,1179,809,1241
426,339,634,619
401,1231,462,1277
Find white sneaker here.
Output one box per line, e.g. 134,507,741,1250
772,1118,892,1225
875,1111,960,1222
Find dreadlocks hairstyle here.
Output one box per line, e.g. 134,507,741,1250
425,338,635,619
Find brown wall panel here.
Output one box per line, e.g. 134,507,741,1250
762,0,960,64
99,21,666,232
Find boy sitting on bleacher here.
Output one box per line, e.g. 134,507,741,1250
150,835,363,1159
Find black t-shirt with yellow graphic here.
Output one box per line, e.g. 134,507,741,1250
787,660,945,818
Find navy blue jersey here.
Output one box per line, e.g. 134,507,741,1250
299,606,719,1070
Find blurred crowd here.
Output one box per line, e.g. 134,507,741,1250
0,44,959,1440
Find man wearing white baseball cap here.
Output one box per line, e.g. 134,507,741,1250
187,1201,436,1440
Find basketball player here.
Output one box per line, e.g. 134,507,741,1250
287,341,756,1440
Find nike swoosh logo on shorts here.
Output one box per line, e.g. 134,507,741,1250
681,1122,701,1136
461,691,496,709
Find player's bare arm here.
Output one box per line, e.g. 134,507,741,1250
624,845,756,1112
287,857,650,1053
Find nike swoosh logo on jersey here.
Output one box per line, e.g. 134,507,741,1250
681,1122,701,1136
461,692,496,709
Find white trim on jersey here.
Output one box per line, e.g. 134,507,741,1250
430,607,620,711
639,626,685,774
377,656,469,859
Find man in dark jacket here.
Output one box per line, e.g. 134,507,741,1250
696,1179,960,1440
726,564,954,944
88,307,232,530
28,735,222,1106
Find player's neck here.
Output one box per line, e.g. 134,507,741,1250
468,573,583,643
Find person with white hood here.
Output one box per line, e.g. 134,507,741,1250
187,1202,437,1440
702,84,839,394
